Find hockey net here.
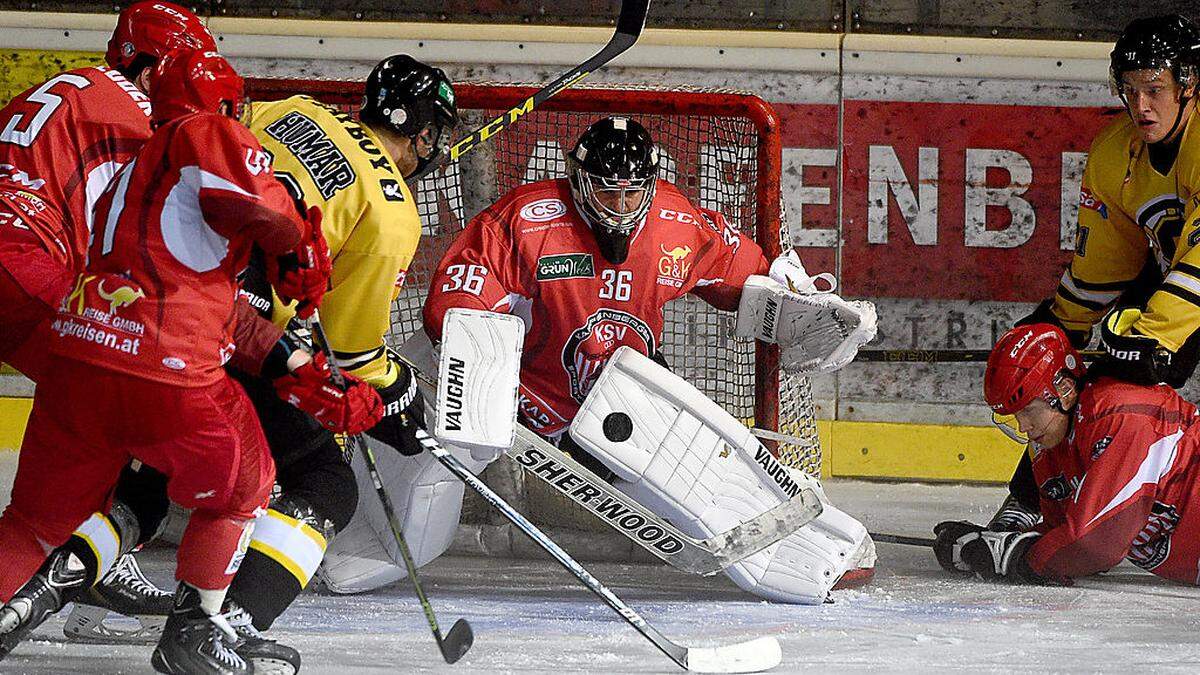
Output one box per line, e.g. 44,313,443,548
244,79,821,476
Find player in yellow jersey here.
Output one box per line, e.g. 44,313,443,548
214,54,457,671
983,15,1200,534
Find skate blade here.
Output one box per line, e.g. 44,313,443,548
249,656,298,675
62,604,166,644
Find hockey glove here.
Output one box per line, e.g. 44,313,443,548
275,352,383,435
364,352,426,456
932,520,985,574
268,205,332,320
958,530,1044,583
1097,306,1184,386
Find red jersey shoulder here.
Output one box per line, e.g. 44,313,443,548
489,178,575,230
170,114,273,179
1080,377,1191,422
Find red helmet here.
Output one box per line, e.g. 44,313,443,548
984,324,1085,415
106,1,216,74
149,49,244,126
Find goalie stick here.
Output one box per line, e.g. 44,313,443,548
401,351,823,577
414,427,783,673
446,0,651,163
310,311,474,665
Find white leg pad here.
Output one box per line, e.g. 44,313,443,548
570,347,865,603
316,435,489,594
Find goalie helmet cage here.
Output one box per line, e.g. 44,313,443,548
245,78,822,476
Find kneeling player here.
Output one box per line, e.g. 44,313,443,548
934,323,1200,586
322,116,878,604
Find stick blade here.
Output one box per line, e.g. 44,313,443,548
685,636,782,673
439,619,474,664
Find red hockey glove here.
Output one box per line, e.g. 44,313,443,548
268,205,332,320
274,352,383,435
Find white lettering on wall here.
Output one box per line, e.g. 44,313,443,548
964,148,1034,248
868,145,938,245
784,147,838,247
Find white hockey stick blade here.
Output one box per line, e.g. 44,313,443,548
686,636,782,673
749,427,813,447
63,604,166,644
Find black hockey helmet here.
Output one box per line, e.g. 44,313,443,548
565,116,659,264
361,54,459,180
1110,14,1200,96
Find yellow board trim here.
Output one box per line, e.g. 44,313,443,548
0,397,32,452
1,393,1019,481
821,420,1024,483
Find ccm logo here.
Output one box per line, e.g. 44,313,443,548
658,208,697,225
519,199,567,222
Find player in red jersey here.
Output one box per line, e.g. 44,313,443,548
424,117,767,440
0,0,215,382
0,49,379,675
934,323,1200,586
416,117,876,604
0,0,226,653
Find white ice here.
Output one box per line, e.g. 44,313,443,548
2,454,1199,674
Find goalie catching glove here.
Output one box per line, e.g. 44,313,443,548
274,351,383,435
364,349,427,456
267,204,332,319
933,520,1044,583
736,251,877,374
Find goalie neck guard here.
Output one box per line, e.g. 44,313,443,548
984,324,1084,417
566,116,659,264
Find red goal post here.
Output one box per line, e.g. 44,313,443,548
244,78,821,475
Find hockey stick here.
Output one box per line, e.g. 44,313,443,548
446,0,651,163
857,348,1105,363
414,428,783,673
309,311,473,664
396,342,822,576
870,532,936,547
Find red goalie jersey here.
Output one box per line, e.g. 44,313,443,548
1027,376,1200,584
0,66,152,269
50,112,301,387
424,178,767,436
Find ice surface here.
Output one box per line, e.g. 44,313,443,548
2,455,1199,674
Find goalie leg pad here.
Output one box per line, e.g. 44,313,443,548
316,436,490,594
570,346,855,603
436,308,524,463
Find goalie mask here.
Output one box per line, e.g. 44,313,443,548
984,324,1084,444
361,54,459,181
566,117,659,264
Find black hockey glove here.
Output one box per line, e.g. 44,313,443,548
933,520,985,574
364,350,426,456
958,530,1044,583
987,493,1042,532
1097,307,1181,387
